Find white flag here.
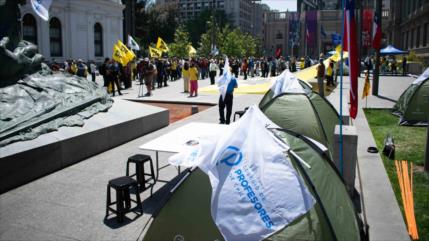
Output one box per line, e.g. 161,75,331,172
216,57,232,100
271,70,305,98
128,35,140,51
30,0,52,21
169,106,315,241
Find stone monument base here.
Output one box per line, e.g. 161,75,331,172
0,99,169,193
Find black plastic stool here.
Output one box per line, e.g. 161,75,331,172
126,154,156,194
105,176,143,223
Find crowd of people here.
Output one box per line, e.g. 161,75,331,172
364,55,408,76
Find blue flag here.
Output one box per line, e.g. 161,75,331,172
331,33,342,46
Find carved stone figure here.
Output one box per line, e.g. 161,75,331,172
0,0,113,147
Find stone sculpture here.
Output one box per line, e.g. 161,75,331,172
0,0,113,147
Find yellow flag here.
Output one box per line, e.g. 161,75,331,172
116,40,135,63
156,37,169,52
149,46,162,58
112,44,126,66
188,45,197,56
362,73,371,99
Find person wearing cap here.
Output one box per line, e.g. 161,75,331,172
316,58,325,97
76,59,88,78
209,59,219,85
143,58,157,96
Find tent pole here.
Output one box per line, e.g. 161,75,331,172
339,0,346,176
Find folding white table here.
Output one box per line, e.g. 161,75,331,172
138,122,229,182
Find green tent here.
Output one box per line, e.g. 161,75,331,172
143,129,363,241
393,67,429,125
259,85,339,156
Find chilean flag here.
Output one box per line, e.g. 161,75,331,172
372,11,382,49
343,0,358,119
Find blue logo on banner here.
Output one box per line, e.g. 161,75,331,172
218,146,242,166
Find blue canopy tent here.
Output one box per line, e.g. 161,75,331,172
380,45,408,55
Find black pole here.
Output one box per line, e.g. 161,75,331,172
211,0,216,54
372,0,382,95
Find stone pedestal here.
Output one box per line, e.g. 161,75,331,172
191,105,199,114
334,125,358,194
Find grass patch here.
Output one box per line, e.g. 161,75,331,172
364,109,429,241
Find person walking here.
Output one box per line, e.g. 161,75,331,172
316,58,325,97
182,61,190,93
89,61,97,83
100,58,109,87
107,60,122,96
143,58,156,96
402,56,407,76
249,57,255,77
219,75,238,124
364,56,372,73
188,62,199,97
219,59,224,76
326,60,334,87
209,59,219,85
241,58,248,80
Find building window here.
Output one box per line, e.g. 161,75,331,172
410,29,414,48
22,14,37,45
94,23,103,57
49,17,62,57
423,23,428,47
276,31,283,39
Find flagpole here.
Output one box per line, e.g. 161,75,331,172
339,0,346,176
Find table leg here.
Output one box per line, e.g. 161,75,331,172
155,151,159,180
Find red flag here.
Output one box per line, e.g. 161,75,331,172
362,9,373,47
275,48,282,58
372,10,382,49
343,0,358,119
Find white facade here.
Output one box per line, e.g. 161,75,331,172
20,0,124,63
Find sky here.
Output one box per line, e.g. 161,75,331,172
261,0,297,12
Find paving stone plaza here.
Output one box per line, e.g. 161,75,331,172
0,73,416,240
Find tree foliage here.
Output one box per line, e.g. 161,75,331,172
169,25,191,58
135,2,179,46
185,9,230,46
133,3,261,58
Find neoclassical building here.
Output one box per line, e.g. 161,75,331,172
19,0,124,63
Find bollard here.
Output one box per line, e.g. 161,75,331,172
334,125,358,195
191,105,199,114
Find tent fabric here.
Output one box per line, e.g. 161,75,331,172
261,94,327,150
259,88,339,155
143,129,361,241
380,45,408,55
393,68,429,125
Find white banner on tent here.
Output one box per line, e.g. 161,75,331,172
169,106,315,241
30,0,52,21
271,70,305,98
